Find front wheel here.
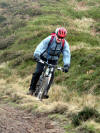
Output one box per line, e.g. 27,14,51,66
37,76,50,100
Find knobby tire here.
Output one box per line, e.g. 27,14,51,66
35,76,50,100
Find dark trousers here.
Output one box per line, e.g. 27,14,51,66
29,60,56,93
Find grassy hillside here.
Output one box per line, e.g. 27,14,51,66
0,0,100,133
0,0,100,94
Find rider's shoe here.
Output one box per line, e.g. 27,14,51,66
27,90,34,95
43,95,49,99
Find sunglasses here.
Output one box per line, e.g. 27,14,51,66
57,36,64,39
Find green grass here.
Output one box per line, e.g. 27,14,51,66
0,0,100,95
0,67,12,79
0,0,100,98
67,31,100,46
54,48,100,95
88,6,100,19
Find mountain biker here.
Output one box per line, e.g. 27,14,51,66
28,27,71,98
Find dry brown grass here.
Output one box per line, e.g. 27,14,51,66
0,62,100,115
73,17,95,33
70,43,86,51
84,120,100,131
0,79,100,124
70,44,100,52
75,1,89,11
49,84,67,102
69,0,89,11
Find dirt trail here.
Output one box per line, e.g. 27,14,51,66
0,104,65,133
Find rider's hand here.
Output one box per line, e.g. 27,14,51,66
34,54,40,62
64,65,69,73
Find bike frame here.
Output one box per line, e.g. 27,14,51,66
35,60,64,100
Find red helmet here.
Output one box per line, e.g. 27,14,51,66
55,27,67,38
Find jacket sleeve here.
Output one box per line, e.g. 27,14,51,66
62,40,71,66
34,36,51,57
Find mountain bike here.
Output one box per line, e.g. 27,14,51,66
34,60,64,101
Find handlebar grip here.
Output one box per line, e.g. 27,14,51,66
38,60,64,72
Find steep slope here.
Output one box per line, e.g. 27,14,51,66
0,0,100,133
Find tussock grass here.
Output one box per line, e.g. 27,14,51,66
1,72,99,114
0,34,15,49
0,81,68,114
37,102,68,114
72,106,100,127
0,50,22,63
80,120,100,133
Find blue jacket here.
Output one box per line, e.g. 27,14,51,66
34,35,71,66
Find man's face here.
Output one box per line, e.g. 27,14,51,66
56,35,63,43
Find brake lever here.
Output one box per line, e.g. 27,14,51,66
57,67,64,72
39,59,44,64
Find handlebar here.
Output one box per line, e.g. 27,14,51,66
38,59,64,72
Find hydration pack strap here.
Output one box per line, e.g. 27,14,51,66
48,35,55,47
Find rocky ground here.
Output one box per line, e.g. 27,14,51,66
0,104,65,133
